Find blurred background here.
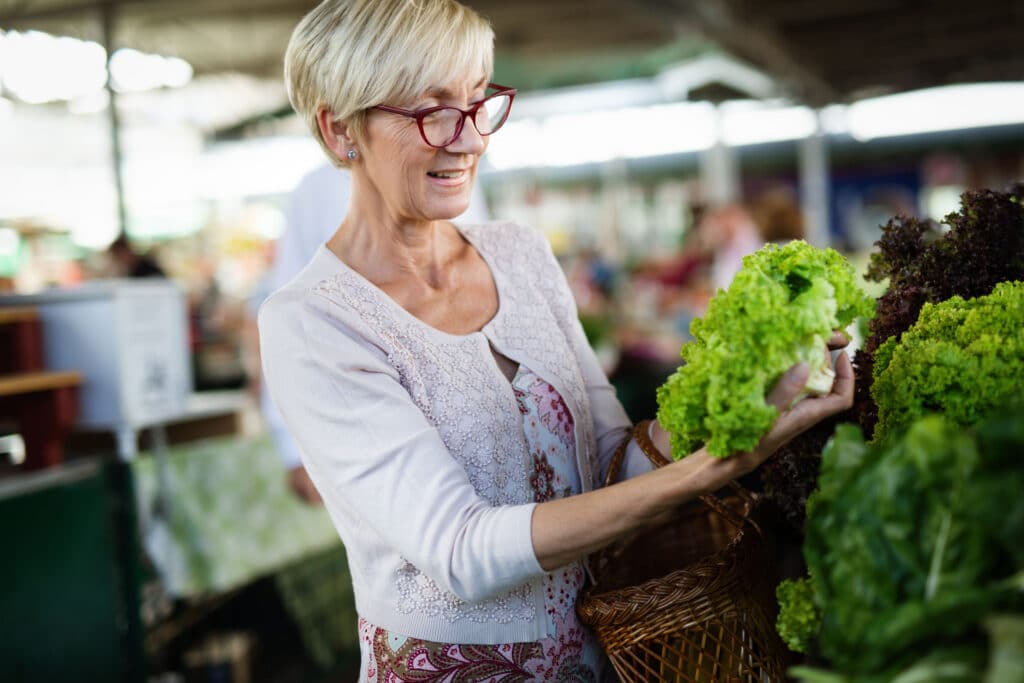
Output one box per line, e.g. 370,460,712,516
0,0,1021,681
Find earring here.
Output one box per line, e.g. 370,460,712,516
346,149,358,161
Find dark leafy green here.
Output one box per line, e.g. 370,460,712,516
796,410,1024,679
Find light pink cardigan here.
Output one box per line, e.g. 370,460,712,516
259,221,652,644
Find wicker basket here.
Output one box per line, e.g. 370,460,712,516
577,422,788,682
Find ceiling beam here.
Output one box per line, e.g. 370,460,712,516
122,0,315,22
751,0,896,26
499,29,673,56
689,0,839,105
481,0,674,48
0,0,315,24
785,5,1019,51
809,34,1024,77
624,0,839,104
1,0,149,23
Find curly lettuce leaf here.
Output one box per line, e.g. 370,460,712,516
657,240,874,458
855,185,1024,437
777,577,821,653
871,281,1024,442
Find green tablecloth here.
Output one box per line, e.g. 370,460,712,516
132,433,340,597
134,433,361,667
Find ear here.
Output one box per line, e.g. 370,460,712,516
316,107,356,159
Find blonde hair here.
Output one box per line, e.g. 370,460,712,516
285,0,495,167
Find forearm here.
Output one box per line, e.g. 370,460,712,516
530,444,739,570
532,354,857,572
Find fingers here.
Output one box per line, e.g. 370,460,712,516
829,350,855,409
827,330,850,350
759,353,855,454
766,362,810,412
792,352,855,418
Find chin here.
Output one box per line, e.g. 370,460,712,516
427,198,471,221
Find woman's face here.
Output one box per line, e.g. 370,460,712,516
359,74,489,223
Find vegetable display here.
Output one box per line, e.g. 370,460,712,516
764,186,1024,529
780,409,1024,682
763,187,1024,679
871,281,1024,441
656,240,874,458
855,185,1024,435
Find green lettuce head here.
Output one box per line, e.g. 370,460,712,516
657,240,875,458
872,280,1024,442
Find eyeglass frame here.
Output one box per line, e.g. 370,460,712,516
371,83,517,149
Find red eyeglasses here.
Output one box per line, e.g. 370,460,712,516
372,83,517,148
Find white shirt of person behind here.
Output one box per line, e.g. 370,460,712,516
259,162,490,477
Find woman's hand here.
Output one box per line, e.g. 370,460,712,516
723,342,855,482
755,349,854,456
690,352,854,495
827,330,850,350
652,334,855,493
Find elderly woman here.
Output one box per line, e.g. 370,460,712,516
260,0,854,679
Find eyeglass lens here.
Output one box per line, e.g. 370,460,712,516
421,94,512,146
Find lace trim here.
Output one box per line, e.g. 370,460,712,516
472,225,595,479
395,561,535,624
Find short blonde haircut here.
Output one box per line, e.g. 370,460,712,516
285,0,495,167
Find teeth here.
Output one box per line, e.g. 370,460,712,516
428,171,460,178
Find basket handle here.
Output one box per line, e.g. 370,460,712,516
606,420,762,536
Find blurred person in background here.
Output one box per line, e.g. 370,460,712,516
107,233,167,278
252,162,489,504
259,0,853,679
697,203,765,292
751,186,805,245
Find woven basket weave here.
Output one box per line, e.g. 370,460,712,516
577,422,788,682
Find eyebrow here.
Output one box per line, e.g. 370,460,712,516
425,77,488,99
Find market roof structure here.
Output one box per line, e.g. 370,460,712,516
1,0,1021,103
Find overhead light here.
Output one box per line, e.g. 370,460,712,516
0,30,106,103
0,30,194,104
110,48,193,93
68,90,110,115
819,104,849,135
487,102,718,171
720,101,818,146
848,83,1024,141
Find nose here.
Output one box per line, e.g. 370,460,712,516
444,113,487,155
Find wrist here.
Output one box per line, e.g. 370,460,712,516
679,447,747,498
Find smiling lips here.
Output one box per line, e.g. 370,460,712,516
426,169,469,185
427,169,465,178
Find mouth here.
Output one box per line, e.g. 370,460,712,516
426,169,468,179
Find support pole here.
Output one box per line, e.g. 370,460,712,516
101,2,127,237
700,105,739,206
799,110,830,246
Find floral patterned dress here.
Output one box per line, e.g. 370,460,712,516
357,363,607,682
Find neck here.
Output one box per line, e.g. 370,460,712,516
330,180,460,291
